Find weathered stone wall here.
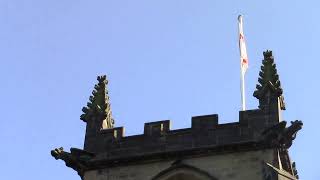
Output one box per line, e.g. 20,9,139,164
83,149,275,180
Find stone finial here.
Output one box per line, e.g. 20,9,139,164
254,50,286,110
80,75,114,129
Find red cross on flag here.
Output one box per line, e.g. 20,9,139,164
238,15,248,75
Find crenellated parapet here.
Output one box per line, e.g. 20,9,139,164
78,112,301,162
51,112,302,175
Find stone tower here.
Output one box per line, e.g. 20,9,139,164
51,51,302,180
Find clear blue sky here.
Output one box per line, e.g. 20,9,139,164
0,1,318,179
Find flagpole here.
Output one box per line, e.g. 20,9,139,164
241,70,246,111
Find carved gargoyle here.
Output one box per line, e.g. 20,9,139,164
260,120,303,149
51,147,95,177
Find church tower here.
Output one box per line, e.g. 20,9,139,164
51,51,302,180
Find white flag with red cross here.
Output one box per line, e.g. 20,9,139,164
238,15,248,75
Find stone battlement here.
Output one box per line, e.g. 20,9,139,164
87,108,280,162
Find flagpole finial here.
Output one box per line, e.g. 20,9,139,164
238,15,243,21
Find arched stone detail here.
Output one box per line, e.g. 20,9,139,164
151,163,218,180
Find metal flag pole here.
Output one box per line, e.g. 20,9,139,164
240,66,246,111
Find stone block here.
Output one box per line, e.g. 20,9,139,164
191,114,218,130
100,127,125,140
144,120,170,136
